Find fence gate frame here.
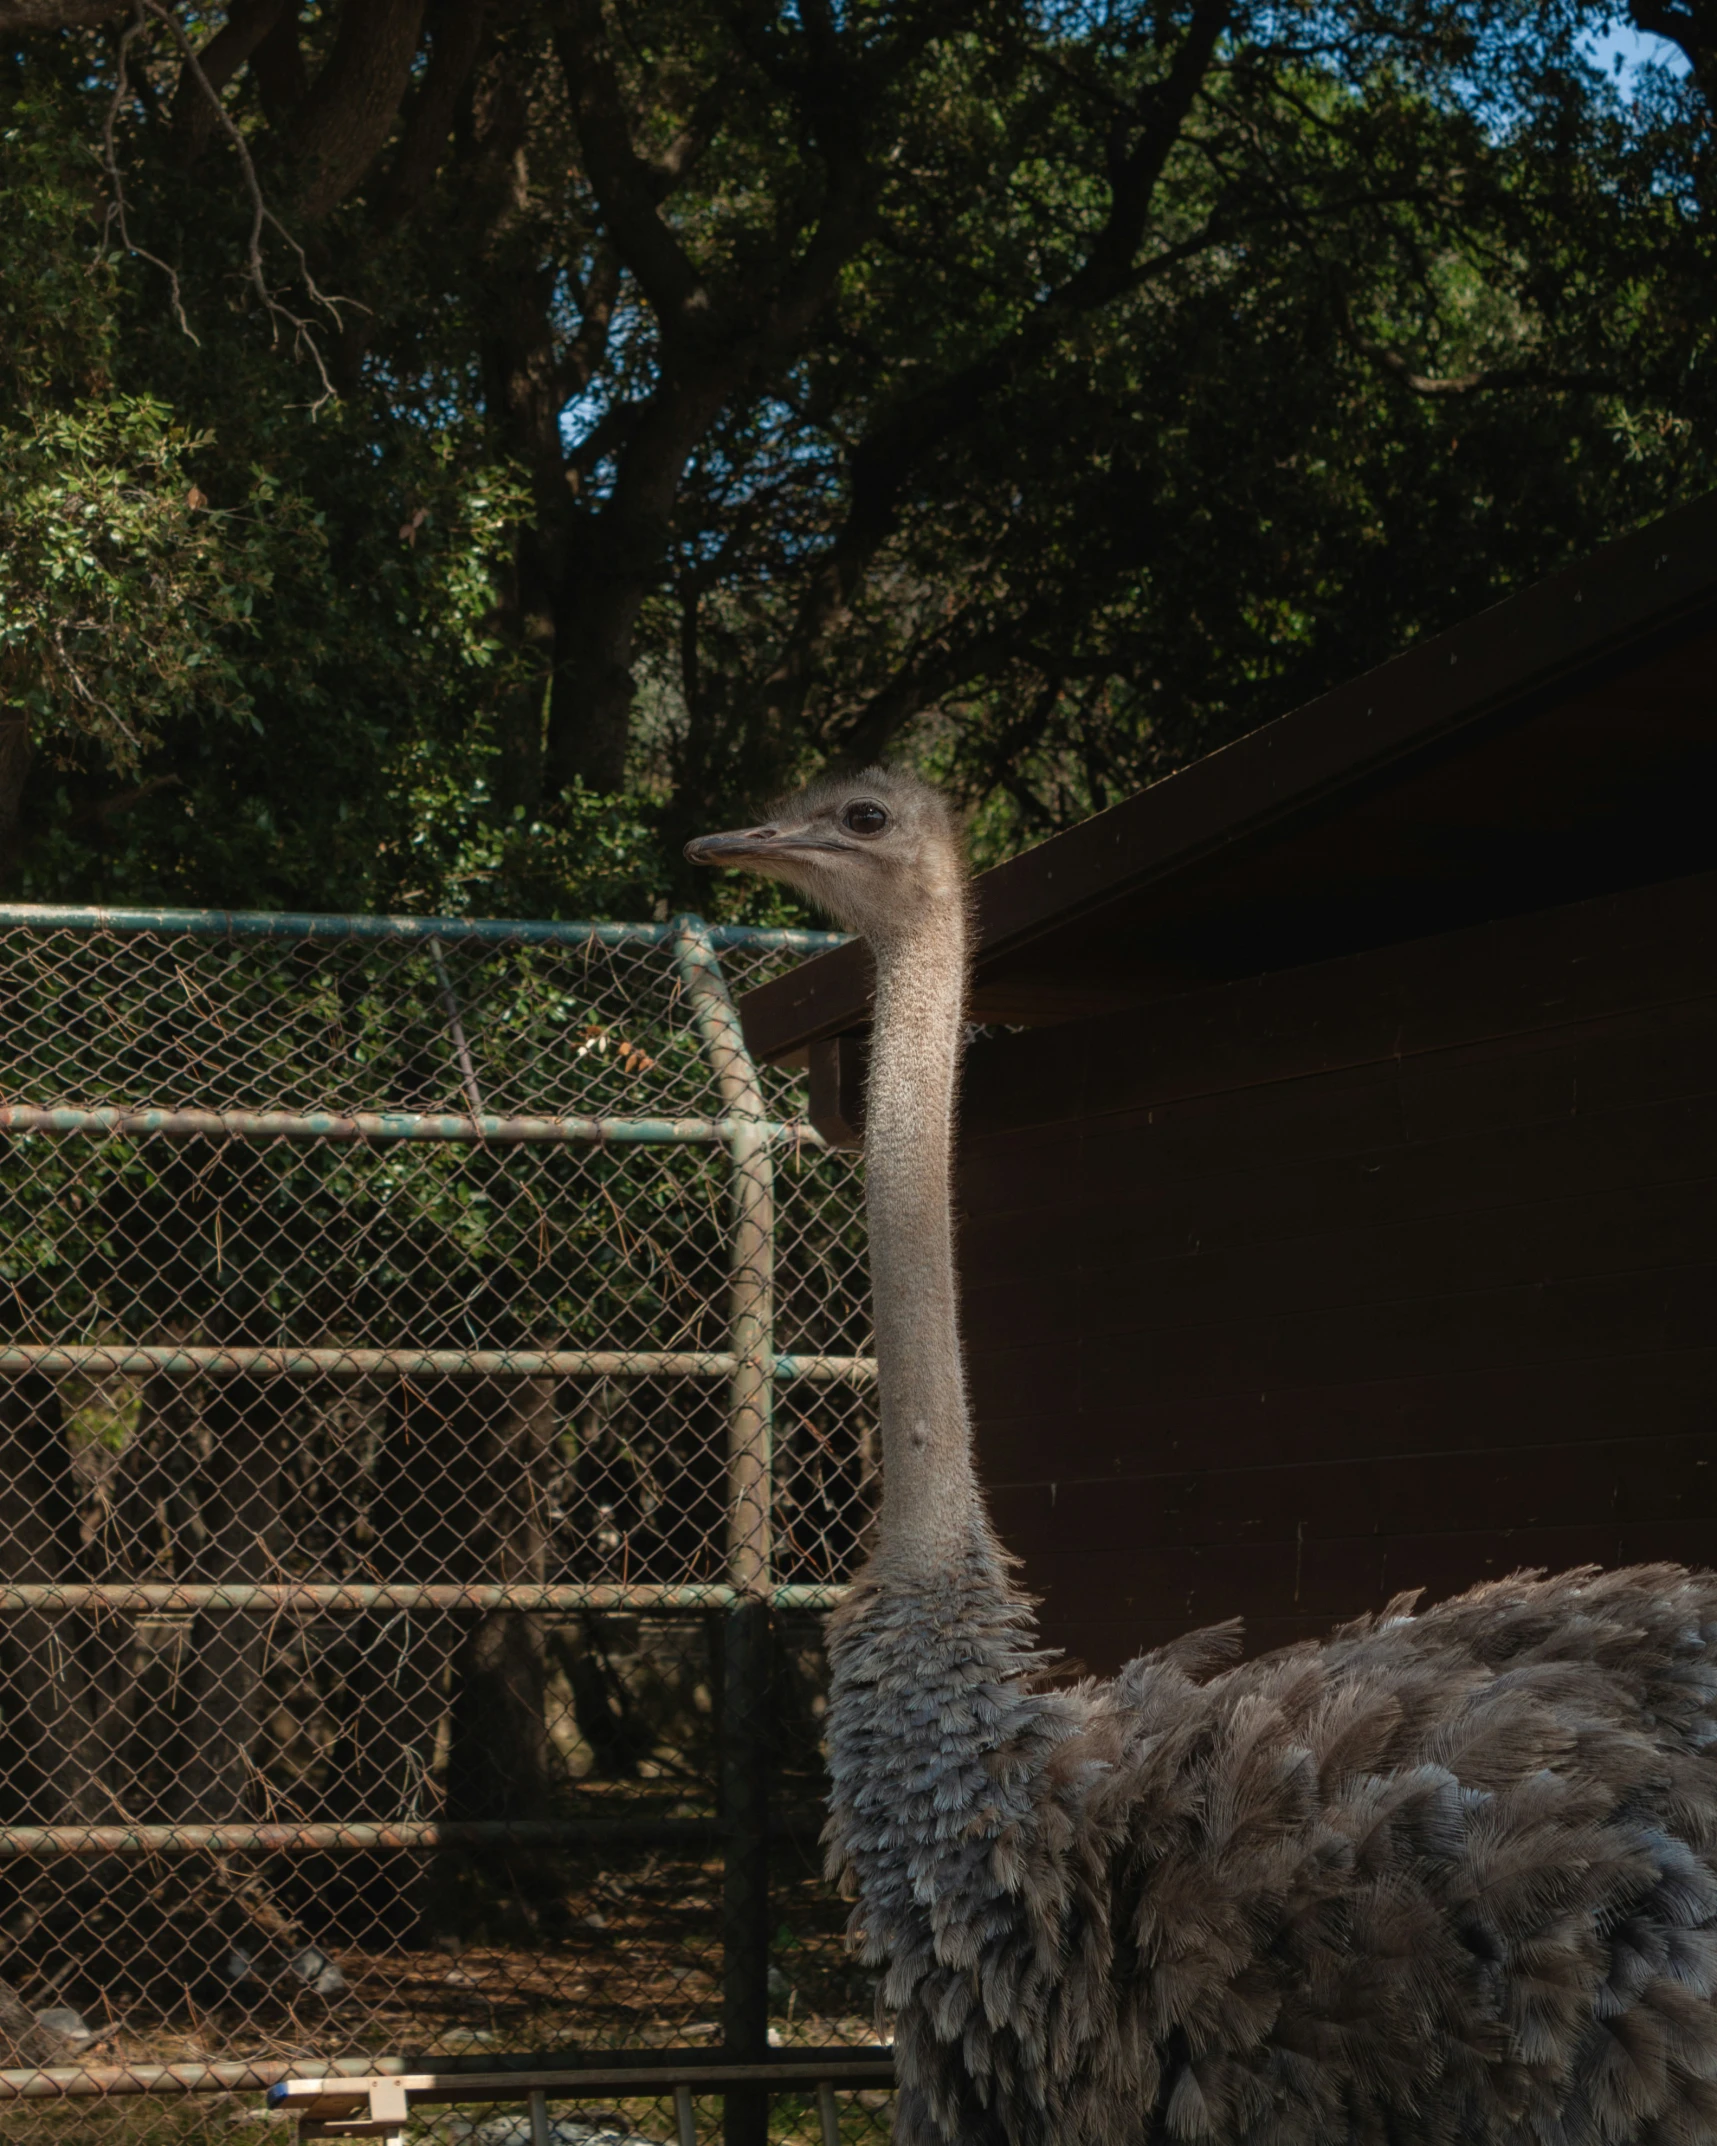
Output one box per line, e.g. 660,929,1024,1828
0,903,876,2146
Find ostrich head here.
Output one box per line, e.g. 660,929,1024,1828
683,767,965,942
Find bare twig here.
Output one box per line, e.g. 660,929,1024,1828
98,0,357,407
99,5,198,343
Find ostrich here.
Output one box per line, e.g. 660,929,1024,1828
687,769,1717,2146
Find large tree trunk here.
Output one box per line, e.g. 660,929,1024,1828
331,1376,556,1941
546,574,647,798
0,1374,125,2017
443,1376,554,1819
437,1376,557,1938
164,1379,283,1821
0,708,30,885
327,1377,473,1940
154,1151,286,1825
0,1377,109,1827
141,1378,291,1998
545,391,730,798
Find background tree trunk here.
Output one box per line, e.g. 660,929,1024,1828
0,711,29,881
0,1374,124,2011
0,1377,108,1827
164,1380,283,1822
437,1376,557,1940
444,1375,554,1821
327,1378,474,1940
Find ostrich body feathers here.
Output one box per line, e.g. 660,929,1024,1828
826,1548,1717,2146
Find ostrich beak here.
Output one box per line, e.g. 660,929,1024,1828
684,821,839,867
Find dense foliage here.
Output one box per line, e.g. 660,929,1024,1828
0,0,1712,918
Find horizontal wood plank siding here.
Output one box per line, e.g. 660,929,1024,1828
959,869,1717,1672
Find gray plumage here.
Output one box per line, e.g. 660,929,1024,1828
829,1544,1717,2146
687,770,1717,2146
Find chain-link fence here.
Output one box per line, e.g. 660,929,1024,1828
0,907,888,2146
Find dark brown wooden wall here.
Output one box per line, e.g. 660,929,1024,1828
958,867,1717,1675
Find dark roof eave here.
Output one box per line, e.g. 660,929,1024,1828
738,489,1717,1063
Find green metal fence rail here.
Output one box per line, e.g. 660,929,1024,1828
0,905,843,951
0,902,882,2146
0,1346,875,1381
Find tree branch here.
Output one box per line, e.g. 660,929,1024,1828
170,0,289,161
557,247,622,408
1060,0,1233,308
739,117,878,362
110,0,355,403
830,595,1073,770
978,674,1065,829
553,0,708,332
1627,0,1711,76
251,0,308,121
98,8,190,340
751,2,1233,743
1343,319,1613,398
370,0,487,228
288,0,431,220
653,66,741,197
0,0,126,31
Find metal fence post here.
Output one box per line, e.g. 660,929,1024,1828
674,919,774,2146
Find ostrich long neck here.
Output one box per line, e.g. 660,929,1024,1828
864,898,985,1575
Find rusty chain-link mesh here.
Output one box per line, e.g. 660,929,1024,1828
0,910,888,2146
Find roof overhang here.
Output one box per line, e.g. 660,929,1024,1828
739,490,1717,1071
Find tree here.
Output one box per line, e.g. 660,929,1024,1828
0,0,1711,905
0,77,529,908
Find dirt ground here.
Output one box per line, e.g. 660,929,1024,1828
1,1848,890,2146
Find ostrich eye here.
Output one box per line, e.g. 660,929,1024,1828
841,800,890,837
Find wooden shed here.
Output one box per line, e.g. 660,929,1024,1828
740,493,1717,1674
